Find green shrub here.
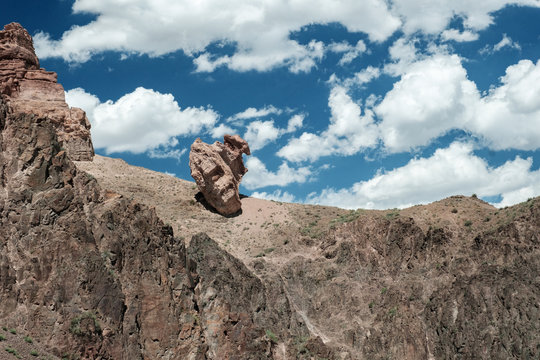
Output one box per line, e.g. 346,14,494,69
380,287,388,295
8,329,16,335
0,335,5,341
30,350,38,356
24,336,33,344
464,220,472,227
265,329,278,343
5,347,17,355
451,208,458,213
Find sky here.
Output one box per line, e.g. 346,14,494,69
2,0,540,209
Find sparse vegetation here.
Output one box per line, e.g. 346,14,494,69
0,335,5,341
464,220,472,227
385,209,400,219
265,329,278,343
380,287,388,295
70,312,101,337
331,209,364,225
30,350,39,356
9,329,16,335
388,306,398,317
5,347,18,356
368,301,375,309
24,336,33,343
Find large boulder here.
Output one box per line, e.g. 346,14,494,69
189,135,251,216
0,22,94,161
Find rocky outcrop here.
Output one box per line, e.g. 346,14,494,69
0,23,93,161
189,135,250,216
0,97,288,359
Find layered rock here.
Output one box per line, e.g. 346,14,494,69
189,135,250,215
0,22,93,161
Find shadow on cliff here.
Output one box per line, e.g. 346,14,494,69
194,192,248,218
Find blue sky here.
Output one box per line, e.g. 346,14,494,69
3,0,540,209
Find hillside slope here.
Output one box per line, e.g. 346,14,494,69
76,155,540,359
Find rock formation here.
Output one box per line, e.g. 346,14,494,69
0,22,93,161
189,135,251,215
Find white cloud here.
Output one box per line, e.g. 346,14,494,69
494,33,522,52
376,54,477,153
328,40,367,65
243,114,305,151
278,85,378,162
65,87,218,154
479,33,523,55
345,66,381,87
243,156,311,190
307,142,540,209
148,148,186,161
376,55,540,153
286,114,304,133
441,29,479,42
470,59,540,150
210,123,236,139
391,0,540,35
244,120,281,151
227,105,282,124
251,190,296,203
34,0,400,72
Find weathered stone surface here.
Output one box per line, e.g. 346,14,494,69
0,22,94,161
0,98,282,359
189,135,251,215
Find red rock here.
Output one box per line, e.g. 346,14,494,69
189,135,251,216
0,22,94,161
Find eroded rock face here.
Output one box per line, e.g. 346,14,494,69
0,98,284,359
0,22,94,161
189,135,251,215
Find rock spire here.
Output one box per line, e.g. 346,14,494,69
0,22,94,161
189,135,251,215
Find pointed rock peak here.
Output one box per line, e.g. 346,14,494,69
0,22,39,69
0,22,94,161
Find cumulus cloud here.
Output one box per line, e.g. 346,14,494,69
210,124,236,139
242,114,305,151
242,157,311,190
307,142,540,209
377,55,540,152
65,87,218,154
34,0,400,72
376,54,477,152
278,85,378,162
441,29,479,42
250,190,296,203
244,120,281,151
